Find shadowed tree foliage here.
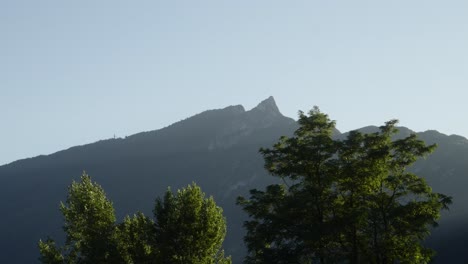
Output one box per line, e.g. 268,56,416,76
116,212,155,263
154,183,231,264
39,175,230,264
238,107,452,264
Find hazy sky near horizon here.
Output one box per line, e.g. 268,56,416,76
1,0,467,166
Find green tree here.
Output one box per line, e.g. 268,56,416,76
39,175,231,264
39,172,118,264
238,107,451,264
116,212,155,264
154,183,231,264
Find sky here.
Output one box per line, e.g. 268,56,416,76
1,0,467,166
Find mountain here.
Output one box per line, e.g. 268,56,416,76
0,96,295,263
0,97,467,263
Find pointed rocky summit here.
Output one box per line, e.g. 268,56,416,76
250,96,282,116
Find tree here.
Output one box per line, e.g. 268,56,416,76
154,183,231,264
39,175,231,264
39,172,118,264
238,107,452,264
116,212,155,264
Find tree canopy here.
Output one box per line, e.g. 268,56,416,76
238,107,452,264
154,184,231,264
39,173,230,264
39,173,117,264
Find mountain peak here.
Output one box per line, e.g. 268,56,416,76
251,96,281,116
223,104,245,114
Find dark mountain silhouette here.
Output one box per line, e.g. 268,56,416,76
0,97,467,263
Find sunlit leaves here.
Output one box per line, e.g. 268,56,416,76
239,107,452,264
39,175,231,264
154,183,231,264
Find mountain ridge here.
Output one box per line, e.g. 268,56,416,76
1,97,468,263
5,96,466,168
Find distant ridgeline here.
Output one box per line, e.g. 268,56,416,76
1,96,467,263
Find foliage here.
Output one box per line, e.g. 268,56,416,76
154,183,231,264
116,212,155,264
238,107,452,264
39,174,230,264
39,172,117,264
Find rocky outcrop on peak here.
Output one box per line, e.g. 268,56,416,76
208,97,295,150
250,96,282,116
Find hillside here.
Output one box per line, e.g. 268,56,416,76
0,97,467,263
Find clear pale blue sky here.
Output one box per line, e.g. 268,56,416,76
1,0,467,166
